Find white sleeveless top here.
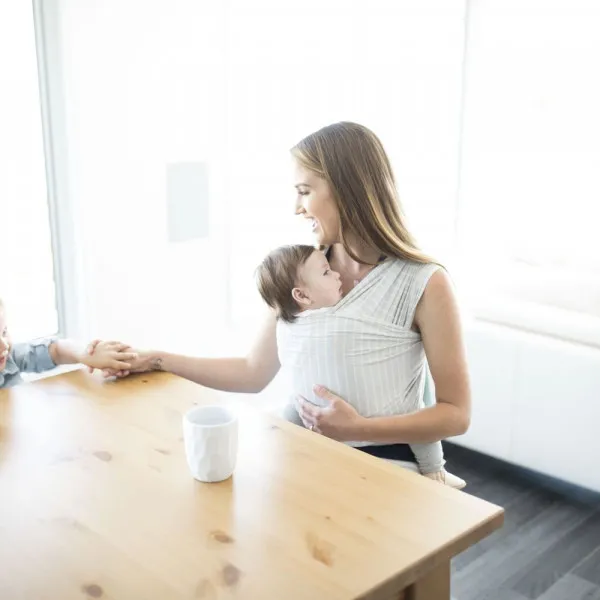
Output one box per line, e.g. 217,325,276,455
276,258,440,447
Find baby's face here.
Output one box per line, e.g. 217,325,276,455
296,251,342,309
0,308,10,371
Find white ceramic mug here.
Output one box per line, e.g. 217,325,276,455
182,405,238,482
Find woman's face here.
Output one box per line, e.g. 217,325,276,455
294,162,340,246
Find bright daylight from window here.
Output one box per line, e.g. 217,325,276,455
1,1,58,341
455,1,600,343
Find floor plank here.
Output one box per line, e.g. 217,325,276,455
535,574,600,600
443,443,600,600
574,546,600,586
511,511,600,598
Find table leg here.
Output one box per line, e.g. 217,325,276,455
405,561,450,600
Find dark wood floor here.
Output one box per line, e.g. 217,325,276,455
444,443,600,600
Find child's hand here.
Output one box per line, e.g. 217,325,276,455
82,340,137,373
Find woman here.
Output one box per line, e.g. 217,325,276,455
96,122,471,476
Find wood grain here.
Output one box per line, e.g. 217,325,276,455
0,371,503,599
406,562,450,600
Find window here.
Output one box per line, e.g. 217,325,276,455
0,0,59,341
456,0,600,347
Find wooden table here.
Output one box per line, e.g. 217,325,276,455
0,371,503,600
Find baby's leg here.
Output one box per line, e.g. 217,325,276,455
411,441,466,490
410,441,445,474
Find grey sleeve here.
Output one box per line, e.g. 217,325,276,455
11,338,57,373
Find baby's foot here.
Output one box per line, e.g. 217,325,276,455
423,469,466,490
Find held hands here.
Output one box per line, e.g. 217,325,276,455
297,385,366,442
85,339,149,379
80,340,137,374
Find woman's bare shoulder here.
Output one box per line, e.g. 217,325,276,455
414,268,458,326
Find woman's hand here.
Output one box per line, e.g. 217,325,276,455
85,339,151,378
297,385,366,441
80,340,137,373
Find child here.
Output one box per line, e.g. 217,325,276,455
0,297,137,388
256,244,343,322
256,245,465,489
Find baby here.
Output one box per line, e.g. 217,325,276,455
256,244,342,323
256,244,465,489
0,297,136,388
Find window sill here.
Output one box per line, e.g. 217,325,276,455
463,296,600,351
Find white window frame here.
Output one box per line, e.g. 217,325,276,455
32,0,89,341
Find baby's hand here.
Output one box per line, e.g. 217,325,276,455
82,340,137,373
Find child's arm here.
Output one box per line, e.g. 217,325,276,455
49,339,137,372
11,340,59,374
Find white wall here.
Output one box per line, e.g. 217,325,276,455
223,0,467,324
459,322,600,492
50,0,466,352
51,0,230,351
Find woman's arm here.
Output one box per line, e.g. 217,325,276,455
115,311,280,394
298,270,471,443
357,269,471,442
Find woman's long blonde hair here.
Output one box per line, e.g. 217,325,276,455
291,122,433,265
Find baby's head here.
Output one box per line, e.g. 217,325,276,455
256,245,342,322
0,298,9,370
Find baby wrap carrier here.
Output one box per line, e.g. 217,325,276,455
277,258,443,472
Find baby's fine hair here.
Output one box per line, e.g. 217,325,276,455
255,245,316,323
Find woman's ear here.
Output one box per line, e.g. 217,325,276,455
292,286,312,308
